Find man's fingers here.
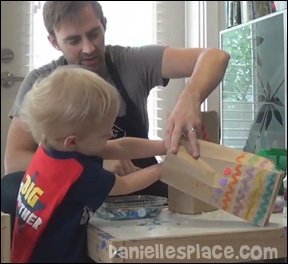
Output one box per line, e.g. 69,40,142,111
169,127,183,154
187,131,200,158
165,122,174,151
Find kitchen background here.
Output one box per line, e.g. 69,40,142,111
1,1,286,177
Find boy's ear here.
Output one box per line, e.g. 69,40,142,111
64,135,77,150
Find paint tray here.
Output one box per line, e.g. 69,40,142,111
95,195,168,220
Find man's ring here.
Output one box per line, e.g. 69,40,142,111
186,128,197,133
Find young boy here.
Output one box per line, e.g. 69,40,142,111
11,65,167,263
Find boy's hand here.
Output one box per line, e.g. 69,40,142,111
103,159,141,176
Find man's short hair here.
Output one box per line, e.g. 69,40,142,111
43,1,105,37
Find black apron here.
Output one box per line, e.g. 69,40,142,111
105,52,168,197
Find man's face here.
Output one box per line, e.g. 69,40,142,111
49,5,106,74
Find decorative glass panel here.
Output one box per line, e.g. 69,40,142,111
220,10,287,154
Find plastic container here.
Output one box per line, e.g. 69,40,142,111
95,195,168,220
283,174,287,218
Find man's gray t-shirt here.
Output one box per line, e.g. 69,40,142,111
9,44,169,131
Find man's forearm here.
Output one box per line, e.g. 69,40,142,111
180,49,230,102
4,150,34,174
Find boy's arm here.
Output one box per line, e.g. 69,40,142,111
100,138,166,160
109,163,162,196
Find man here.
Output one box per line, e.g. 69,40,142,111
4,1,229,197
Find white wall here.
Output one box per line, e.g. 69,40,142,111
156,1,186,139
185,1,226,114
206,1,226,114
207,1,226,114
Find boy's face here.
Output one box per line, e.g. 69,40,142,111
49,5,106,74
73,106,118,156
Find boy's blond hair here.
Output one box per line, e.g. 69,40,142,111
20,65,119,144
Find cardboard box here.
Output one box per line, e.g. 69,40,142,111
1,212,11,263
162,139,284,226
168,111,219,214
168,186,217,214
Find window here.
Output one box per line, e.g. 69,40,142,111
220,11,286,153
98,1,160,140
28,1,61,70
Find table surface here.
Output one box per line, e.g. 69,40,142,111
88,209,287,263
88,208,287,263
89,208,287,240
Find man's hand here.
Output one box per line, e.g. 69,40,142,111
165,94,201,158
161,47,229,159
103,159,141,176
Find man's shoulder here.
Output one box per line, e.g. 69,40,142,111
24,56,67,84
105,44,128,58
106,44,166,53
34,56,67,75
105,44,167,63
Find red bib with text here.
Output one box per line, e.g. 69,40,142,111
11,146,84,263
